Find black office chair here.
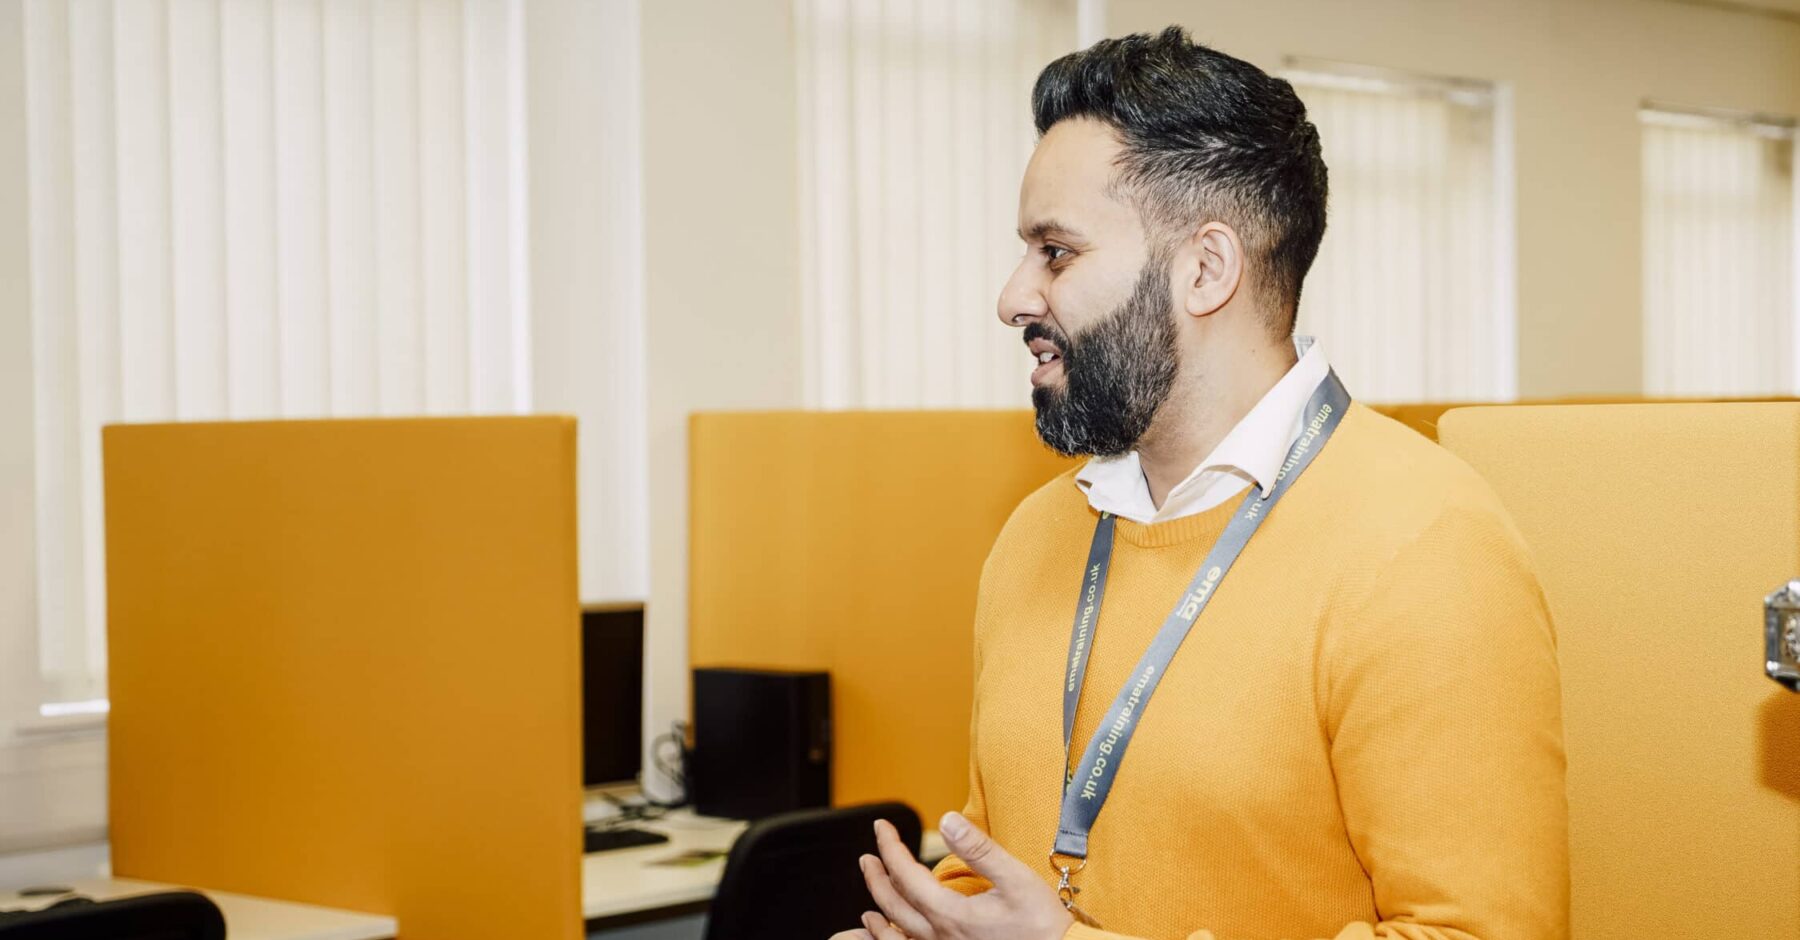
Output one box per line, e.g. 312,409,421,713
704,801,923,940
0,890,225,940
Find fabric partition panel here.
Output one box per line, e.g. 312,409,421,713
685,403,1641,823
1439,403,1800,939
1380,397,1794,442
103,417,582,940
688,411,1075,821
689,401,1800,841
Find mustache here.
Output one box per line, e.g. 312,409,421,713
1022,320,1072,352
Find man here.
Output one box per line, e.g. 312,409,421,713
833,26,1568,940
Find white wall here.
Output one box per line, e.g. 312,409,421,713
0,0,111,860
0,3,32,737
527,0,650,608
639,0,807,795
0,0,36,746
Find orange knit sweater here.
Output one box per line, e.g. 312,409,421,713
931,404,1569,940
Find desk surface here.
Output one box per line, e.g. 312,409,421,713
582,809,948,923
582,811,746,920
3,809,944,933
0,878,396,940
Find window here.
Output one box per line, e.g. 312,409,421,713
1284,61,1515,403
22,0,531,710
5,0,646,853
795,0,1082,409
1640,104,1797,397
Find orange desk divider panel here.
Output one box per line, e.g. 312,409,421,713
1373,397,1799,443
688,411,1075,822
1440,403,1800,940
104,418,583,940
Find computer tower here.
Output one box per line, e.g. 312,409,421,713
690,667,831,820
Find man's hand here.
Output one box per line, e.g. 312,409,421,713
831,811,1075,940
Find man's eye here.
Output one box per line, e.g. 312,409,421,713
1041,245,1070,264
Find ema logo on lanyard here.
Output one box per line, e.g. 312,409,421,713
1174,567,1223,620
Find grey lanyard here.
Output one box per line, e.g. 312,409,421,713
1054,371,1350,862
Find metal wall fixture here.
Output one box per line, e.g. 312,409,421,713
1764,580,1800,691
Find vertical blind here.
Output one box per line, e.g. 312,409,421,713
797,29,1512,409
1286,64,1514,403
25,0,530,703
1641,106,1797,397
795,0,1077,409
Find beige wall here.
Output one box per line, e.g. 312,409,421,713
1111,0,1800,397
527,0,650,606
640,0,806,790
0,1,110,856
0,0,35,730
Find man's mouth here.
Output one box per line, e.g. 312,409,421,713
1027,338,1064,387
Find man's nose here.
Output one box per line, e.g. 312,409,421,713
996,264,1048,328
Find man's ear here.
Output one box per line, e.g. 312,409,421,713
1175,221,1245,319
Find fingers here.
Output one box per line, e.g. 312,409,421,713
874,818,960,915
829,932,872,940
860,853,933,938
861,911,911,940
936,811,1039,895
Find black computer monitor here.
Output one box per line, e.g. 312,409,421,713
581,604,644,789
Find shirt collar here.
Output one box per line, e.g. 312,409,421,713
1074,336,1330,521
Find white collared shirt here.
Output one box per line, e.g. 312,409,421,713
1074,336,1330,524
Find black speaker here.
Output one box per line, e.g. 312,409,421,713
690,667,831,820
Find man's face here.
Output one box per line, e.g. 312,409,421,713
999,118,1180,458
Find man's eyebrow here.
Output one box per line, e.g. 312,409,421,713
1017,219,1086,243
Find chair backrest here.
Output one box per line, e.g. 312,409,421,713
1439,402,1800,939
704,801,922,940
0,891,225,940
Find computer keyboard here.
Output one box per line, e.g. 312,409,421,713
584,825,671,854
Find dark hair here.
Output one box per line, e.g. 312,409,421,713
1032,26,1328,333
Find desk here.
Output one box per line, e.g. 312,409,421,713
0,879,396,940
582,811,744,924
2,812,946,935
582,809,948,928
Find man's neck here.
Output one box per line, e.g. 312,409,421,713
1136,338,1298,510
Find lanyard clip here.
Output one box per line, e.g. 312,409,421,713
1048,852,1085,899
1049,852,1099,927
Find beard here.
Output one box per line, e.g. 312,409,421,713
1029,256,1180,458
